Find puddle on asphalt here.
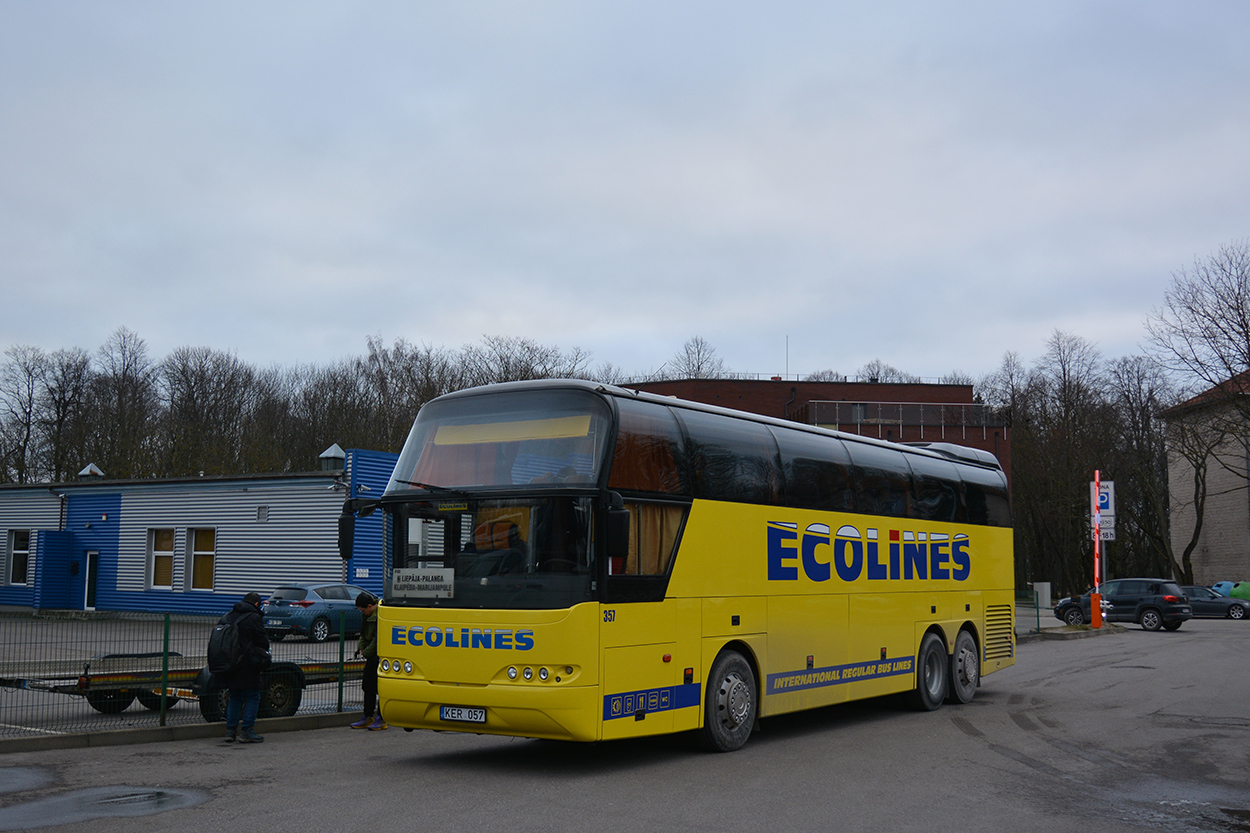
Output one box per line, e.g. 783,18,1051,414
0,767,54,795
0,785,208,830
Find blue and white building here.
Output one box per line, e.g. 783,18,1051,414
0,447,397,615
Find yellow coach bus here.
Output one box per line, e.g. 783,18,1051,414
345,379,1014,751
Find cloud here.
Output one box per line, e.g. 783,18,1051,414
3,1,1250,380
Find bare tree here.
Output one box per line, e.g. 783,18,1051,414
803,369,846,382
159,346,259,476
669,336,725,379
86,328,159,479
1105,355,1176,580
1146,240,1250,403
39,348,93,482
940,370,975,386
0,345,47,483
855,359,919,384
459,335,592,388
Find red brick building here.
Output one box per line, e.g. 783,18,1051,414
634,378,1011,481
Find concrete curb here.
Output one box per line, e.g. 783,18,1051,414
1017,624,1127,644
0,710,359,755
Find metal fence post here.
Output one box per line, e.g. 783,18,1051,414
337,610,346,712
160,613,171,727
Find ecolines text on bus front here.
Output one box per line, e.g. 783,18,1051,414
767,522,972,583
391,626,535,650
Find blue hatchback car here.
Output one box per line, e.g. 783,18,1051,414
262,583,370,642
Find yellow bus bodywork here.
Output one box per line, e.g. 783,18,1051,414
378,499,1014,742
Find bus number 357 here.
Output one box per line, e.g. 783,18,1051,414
603,609,616,623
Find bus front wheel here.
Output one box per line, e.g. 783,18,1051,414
908,633,948,711
700,650,756,752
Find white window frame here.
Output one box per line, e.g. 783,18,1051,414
7,530,31,586
187,527,216,591
148,528,175,589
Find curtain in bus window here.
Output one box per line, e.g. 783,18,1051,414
845,442,910,518
609,399,687,494
675,409,782,504
906,454,964,523
771,427,855,513
622,502,684,575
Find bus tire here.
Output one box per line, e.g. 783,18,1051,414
946,630,978,704
700,650,756,752
909,633,947,711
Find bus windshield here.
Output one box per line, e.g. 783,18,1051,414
387,389,612,493
386,496,595,609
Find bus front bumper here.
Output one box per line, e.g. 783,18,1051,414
379,677,601,742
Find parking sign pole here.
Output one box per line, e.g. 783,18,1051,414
1091,470,1103,629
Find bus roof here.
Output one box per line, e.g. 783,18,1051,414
429,379,1004,473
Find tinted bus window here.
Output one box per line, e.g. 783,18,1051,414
960,464,1012,527
608,399,689,495
675,409,782,504
771,427,854,513
906,453,964,523
389,389,611,491
845,441,911,518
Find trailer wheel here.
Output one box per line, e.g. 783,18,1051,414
199,686,229,722
258,669,303,718
86,689,136,714
136,690,180,710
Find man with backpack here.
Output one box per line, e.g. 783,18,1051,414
212,591,271,743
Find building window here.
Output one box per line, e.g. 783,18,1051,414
190,528,215,590
150,529,174,588
8,530,30,585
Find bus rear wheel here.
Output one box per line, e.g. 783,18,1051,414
908,633,948,711
946,630,978,704
700,650,755,752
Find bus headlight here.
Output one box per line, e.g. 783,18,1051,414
381,660,390,672
507,666,518,680
523,667,533,681
538,667,549,681
403,661,413,674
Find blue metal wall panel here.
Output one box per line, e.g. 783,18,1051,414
64,493,122,611
345,449,399,596
30,530,71,609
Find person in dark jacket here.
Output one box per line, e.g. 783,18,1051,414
217,591,271,743
350,591,385,730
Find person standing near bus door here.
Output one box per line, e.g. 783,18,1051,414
219,592,271,744
351,592,386,730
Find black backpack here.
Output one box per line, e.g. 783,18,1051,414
207,616,243,674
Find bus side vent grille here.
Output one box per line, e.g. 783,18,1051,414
984,604,1014,660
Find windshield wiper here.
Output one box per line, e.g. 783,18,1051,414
394,479,470,497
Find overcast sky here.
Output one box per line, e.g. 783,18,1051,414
3,2,1249,381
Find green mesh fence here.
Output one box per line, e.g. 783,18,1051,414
0,610,364,740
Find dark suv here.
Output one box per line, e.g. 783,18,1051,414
1053,578,1192,631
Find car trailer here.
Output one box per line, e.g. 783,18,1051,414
0,652,365,721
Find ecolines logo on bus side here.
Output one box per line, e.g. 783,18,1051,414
391,626,535,651
767,522,971,583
